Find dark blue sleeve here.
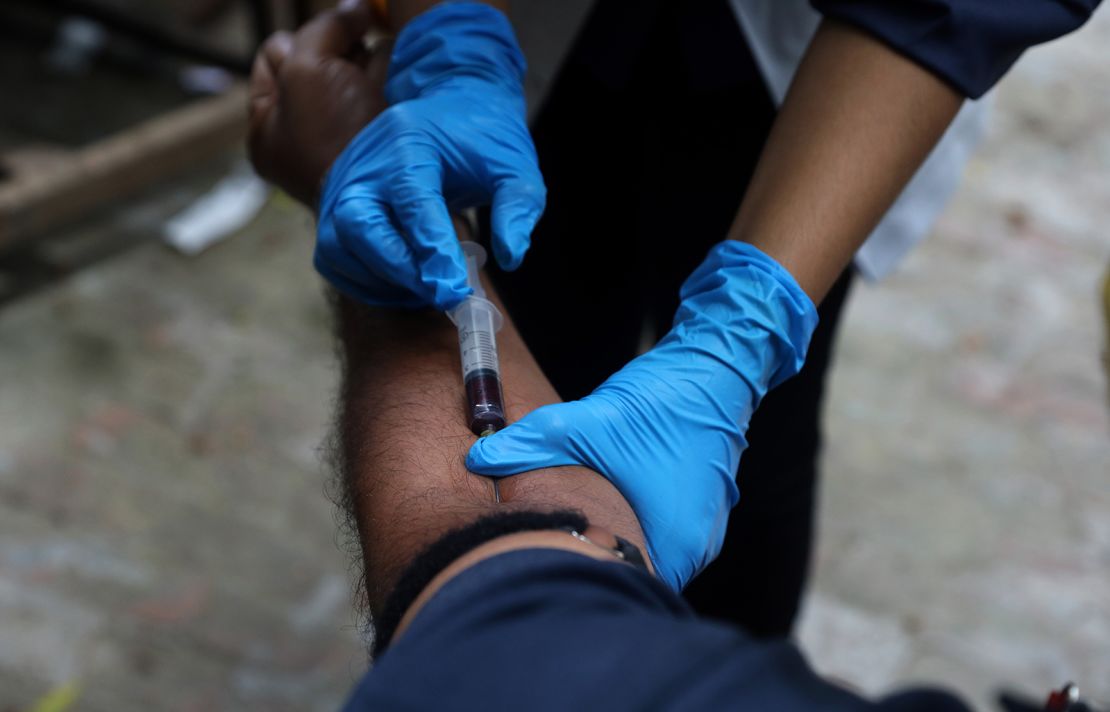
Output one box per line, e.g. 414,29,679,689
345,550,973,712
810,0,1102,98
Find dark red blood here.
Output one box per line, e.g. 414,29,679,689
465,370,506,436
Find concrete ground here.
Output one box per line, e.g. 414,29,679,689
1,5,1107,712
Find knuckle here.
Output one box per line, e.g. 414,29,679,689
334,192,386,228
391,180,440,214
506,177,547,207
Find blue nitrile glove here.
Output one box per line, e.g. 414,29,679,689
316,2,545,310
467,241,819,591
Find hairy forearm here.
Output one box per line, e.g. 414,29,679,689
332,252,644,615
730,19,963,303
333,297,492,553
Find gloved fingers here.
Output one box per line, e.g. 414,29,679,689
466,403,583,476
489,174,546,271
319,195,403,300
261,30,294,72
314,253,424,308
291,0,374,62
389,165,470,310
332,187,442,306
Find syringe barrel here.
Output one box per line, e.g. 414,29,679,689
449,295,506,435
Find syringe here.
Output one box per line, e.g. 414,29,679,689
448,241,507,440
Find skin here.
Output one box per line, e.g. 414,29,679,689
251,7,648,631
731,20,963,303
333,260,648,617
247,2,388,206
247,0,964,629
252,3,963,307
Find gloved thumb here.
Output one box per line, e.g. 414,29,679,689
466,403,582,476
489,176,546,272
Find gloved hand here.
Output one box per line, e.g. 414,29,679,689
467,241,819,591
316,2,546,310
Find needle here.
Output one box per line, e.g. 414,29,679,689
479,427,502,503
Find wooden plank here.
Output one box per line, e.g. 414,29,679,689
0,84,248,249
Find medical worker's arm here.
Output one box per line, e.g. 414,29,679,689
471,9,1104,591
469,241,819,591
738,0,1101,301
730,19,963,303
469,20,958,588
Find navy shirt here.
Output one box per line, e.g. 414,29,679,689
812,0,1102,98
344,550,972,711
567,0,1100,99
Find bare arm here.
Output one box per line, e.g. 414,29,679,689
249,5,634,620
731,19,964,303
332,229,645,615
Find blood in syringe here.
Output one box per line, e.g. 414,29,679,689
465,368,506,436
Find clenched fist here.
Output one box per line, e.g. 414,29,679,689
247,0,390,207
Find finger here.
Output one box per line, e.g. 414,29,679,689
262,30,295,71
314,251,425,308
317,197,427,308
390,164,471,310
333,185,437,305
249,31,292,112
248,31,293,139
292,1,373,61
364,37,393,91
466,404,581,476
248,51,276,127
246,102,279,181
490,174,546,271
247,52,284,180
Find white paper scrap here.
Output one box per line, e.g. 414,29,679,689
164,164,270,256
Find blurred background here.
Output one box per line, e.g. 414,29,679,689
0,1,1107,710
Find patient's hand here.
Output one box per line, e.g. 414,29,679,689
248,2,389,207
